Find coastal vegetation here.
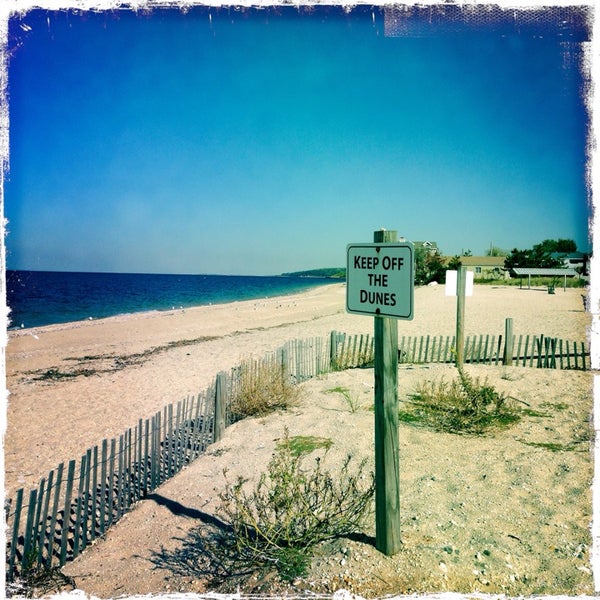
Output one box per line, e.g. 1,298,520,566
229,359,301,421
282,268,345,278
286,237,586,287
504,238,578,271
399,367,521,435
154,430,374,587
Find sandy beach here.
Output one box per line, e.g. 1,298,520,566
5,282,594,597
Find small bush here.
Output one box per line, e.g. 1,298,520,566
325,386,362,413
276,434,333,456
214,430,374,583
230,359,300,421
400,367,521,435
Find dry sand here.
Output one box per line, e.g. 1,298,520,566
4,283,595,597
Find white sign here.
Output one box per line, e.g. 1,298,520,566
346,242,414,319
445,270,474,297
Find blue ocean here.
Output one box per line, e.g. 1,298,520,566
6,270,339,330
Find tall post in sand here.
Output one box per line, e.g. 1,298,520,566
503,317,514,366
373,228,401,555
346,227,413,555
214,372,226,442
455,265,467,368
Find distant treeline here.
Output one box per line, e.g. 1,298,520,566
282,268,346,279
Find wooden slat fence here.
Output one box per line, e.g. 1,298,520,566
328,331,589,371
6,328,589,581
5,389,215,581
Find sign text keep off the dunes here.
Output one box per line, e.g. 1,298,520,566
346,242,414,319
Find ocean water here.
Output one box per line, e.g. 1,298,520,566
6,270,339,330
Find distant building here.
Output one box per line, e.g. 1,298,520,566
414,241,440,255
550,251,588,273
444,256,508,280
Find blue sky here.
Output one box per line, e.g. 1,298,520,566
3,5,592,275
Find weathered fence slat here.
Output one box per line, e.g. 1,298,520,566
166,404,174,478
161,406,168,483
72,453,87,558
350,335,357,366
190,396,202,456
38,470,54,567
127,428,133,507
108,439,117,528
22,489,37,572
215,372,226,443
536,336,544,368
359,335,366,366
515,334,522,366
82,448,92,551
150,413,158,490
121,432,128,512
116,436,124,520
48,461,64,566
559,339,564,370
296,339,303,377
90,446,98,542
99,441,108,535
530,336,537,367
444,336,452,363
59,460,76,567
126,428,133,507
494,335,501,365
32,477,46,566
522,335,529,367
8,489,24,577
135,420,142,502
176,399,185,472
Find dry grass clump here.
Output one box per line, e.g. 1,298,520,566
229,358,301,421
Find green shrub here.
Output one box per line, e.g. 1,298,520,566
214,430,374,582
276,434,333,456
399,367,521,435
325,386,362,413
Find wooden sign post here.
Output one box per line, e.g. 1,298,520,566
446,266,473,368
346,229,414,556
455,266,467,368
372,229,401,555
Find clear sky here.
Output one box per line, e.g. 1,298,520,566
3,5,592,275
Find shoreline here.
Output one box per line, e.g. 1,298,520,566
7,282,344,335
7,280,589,338
7,271,342,331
